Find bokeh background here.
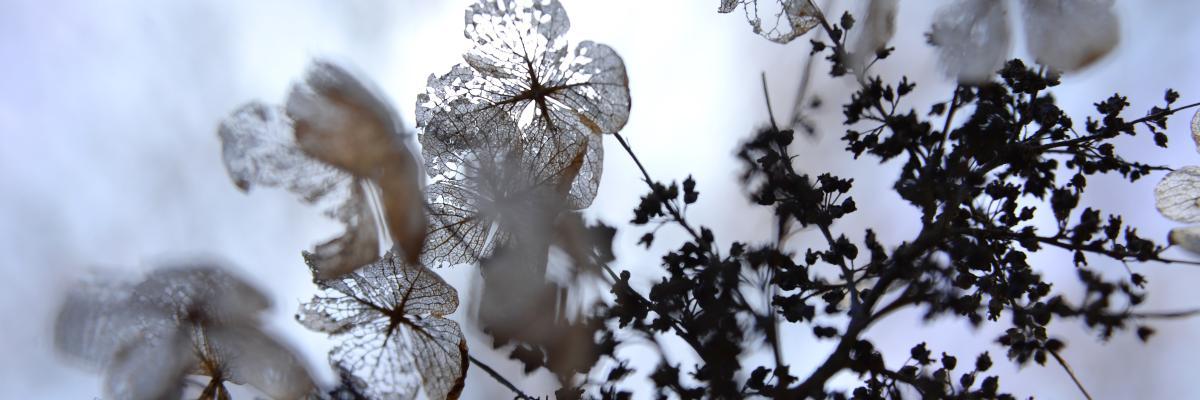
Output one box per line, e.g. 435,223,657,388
3,0,1200,398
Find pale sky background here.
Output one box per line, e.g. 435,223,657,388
2,0,1200,399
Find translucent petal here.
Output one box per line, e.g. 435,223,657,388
205,326,315,400
1169,225,1200,256
407,317,467,400
329,322,421,400
217,101,380,278
929,0,1011,83
1155,166,1200,223
104,329,193,400
217,102,349,204
54,279,143,368
1191,108,1200,154
739,0,821,44
132,264,270,324
423,181,502,267
300,254,464,400
1021,0,1118,72
303,181,383,280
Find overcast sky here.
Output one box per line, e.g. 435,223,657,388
4,0,1200,398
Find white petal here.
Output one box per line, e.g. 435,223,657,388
929,0,1011,83
1155,166,1200,223
1021,0,1119,72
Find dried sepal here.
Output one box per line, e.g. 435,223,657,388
286,60,428,266
298,253,466,400
1155,166,1200,223
1021,0,1119,72
929,0,1011,83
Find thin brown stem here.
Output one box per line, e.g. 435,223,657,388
1049,349,1094,400
468,354,538,400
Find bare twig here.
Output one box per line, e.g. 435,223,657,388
1049,349,1094,400
468,354,539,400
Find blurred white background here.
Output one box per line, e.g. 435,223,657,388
2,0,1200,398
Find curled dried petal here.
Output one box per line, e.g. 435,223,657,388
1021,0,1119,72
930,0,1011,83
304,182,382,280
1155,166,1200,223
287,60,428,265
286,60,408,177
221,59,428,274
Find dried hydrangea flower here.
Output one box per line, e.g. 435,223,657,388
297,252,467,400
219,60,426,278
416,0,628,267
55,265,314,400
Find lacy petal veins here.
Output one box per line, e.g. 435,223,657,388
297,252,467,400
930,0,1119,83
1155,111,1200,255
719,0,821,44
219,60,426,278
416,0,629,267
55,265,314,400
